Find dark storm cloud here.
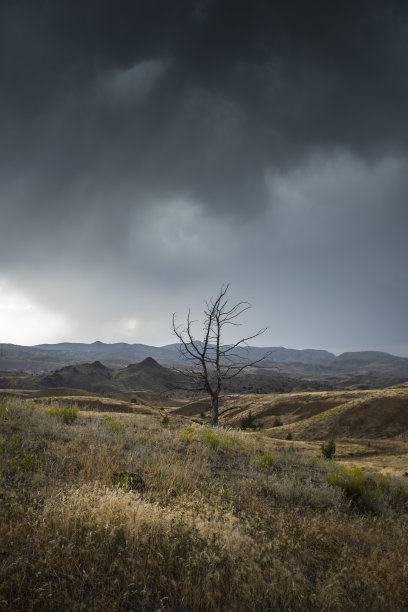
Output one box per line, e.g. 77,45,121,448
2,0,408,213
0,1,408,351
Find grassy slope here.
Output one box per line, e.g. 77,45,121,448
194,386,408,438
1,396,408,610
259,388,408,440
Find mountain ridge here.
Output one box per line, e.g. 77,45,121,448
1,341,408,381
1,341,335,371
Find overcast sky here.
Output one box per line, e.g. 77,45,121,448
1,1,407,355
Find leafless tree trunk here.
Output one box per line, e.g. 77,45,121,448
172,284,270,426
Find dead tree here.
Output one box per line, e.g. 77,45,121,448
172,284,270,426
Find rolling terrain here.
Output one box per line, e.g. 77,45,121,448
0,357,334,397
1,353,408,610
0,341,335,372
1,342,408,392
1,390,408,610
171,383,408,477
173,385,408,440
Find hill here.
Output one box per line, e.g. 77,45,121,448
174,386,408,441
267,389,408,440
34,361,116,393
326,351,408,377
2,358,333,397
258,351,408,381
26,358,185,394
113,357,186,392
1,342,408,390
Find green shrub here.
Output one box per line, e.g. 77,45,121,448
12,453,35,472
179,426,195,440
200,431,220,449
102,414,124,432
241,410,256,429
46,407,78,424
253,454,275,469
326,466,391,512
321,439,336,459
160,413,170,426
112,472,146,492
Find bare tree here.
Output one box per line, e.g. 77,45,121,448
172,284,270,426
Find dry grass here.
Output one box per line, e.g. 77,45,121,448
201,387,408,440
338,441,408,476
1,397,408,610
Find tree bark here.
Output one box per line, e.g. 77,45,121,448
210,395,219,426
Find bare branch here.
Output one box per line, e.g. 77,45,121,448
171,284,268,425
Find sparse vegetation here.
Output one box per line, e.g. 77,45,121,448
1,395,408,610
326,465,408,512
102,413,125,432
1,397,9,421
241,409,256,429
321,438,336,459
45,405,78,424
200,430,220,449
253,453,275,469
12,452,35,472
160,412,170,426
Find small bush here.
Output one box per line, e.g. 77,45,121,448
46,407,78,424
179,426,195,440
160,413,170,426
241,410,256,429
321,439,336,459
200,431,220,449
273,417,283,427
102,414,124,432
285,432,293,440
325,465,402,512
253,454,275,469
112,472,146,492
12,453,35,472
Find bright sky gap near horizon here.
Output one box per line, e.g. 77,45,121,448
1,1,407,356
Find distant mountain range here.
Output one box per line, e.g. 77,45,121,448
0,341,334,372
0,341,408,382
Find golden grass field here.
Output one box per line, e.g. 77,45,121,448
1,390,408,610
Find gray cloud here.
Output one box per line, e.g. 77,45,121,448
0,1,407,353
